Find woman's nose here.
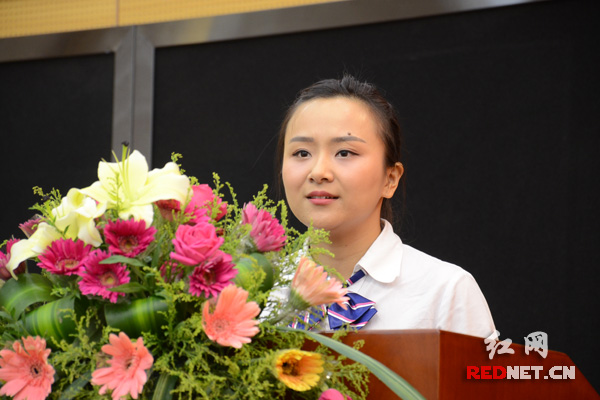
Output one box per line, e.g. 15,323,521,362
308,155,333,183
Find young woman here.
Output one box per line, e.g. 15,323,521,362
276,75,495,338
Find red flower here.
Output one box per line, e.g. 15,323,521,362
155,184,226,224
155,199,181,222
37,238,92,275
104,218,156,257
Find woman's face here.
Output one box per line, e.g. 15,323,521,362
281,97,399,236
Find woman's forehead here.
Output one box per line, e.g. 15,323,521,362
285,97,379,140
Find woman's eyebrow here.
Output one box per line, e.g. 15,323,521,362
288,136,313,143
331,135,366,143
288,135,367,144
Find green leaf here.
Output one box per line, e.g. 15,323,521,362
106,282,148,294
152,373,178,400
24,297,77,344
58,371,92,400
105,296,169,338
279,327,426,400
100,255,146,267
234,253,274,293
0,273,58,318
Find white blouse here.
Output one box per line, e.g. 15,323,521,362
346,220,496,338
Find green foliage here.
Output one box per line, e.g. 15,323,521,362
48,309,105,396
30,186,62,223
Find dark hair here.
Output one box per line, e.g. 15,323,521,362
275,74,405,225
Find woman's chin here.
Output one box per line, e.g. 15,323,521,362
302,218,342,234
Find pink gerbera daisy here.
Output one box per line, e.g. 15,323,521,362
202,285,261,348
104,219,156,257
0,336,55,400
189,252,238,298
37,238,92,275
78,250,130,303
290,257,348,310
242,203,286,252
91,332,153,400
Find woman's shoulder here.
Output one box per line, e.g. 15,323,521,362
396,243,495,336
399,243,475,285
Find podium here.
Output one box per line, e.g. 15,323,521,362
331,330,598,399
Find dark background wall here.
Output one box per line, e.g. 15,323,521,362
0,53,114,238
2,0,598,392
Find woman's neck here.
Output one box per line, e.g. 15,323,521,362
314,220,383,279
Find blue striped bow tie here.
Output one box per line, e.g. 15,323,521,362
290,269,377,330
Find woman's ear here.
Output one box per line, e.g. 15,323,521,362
382,162,404,199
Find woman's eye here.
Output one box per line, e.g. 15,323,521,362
292,150,310,158
336,150,355,158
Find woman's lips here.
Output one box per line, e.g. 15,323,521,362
307,191,338,205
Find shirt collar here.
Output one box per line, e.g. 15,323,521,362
354,219,403,283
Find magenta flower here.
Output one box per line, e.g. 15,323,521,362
242,203,286,252
154,185,226,225
185,184,227,224
78,250,130,303
18,215,42,238
170,220,223,266
104,218,156,257
0,240,26,280
189,252,238,298
37,238,92,276
319,389,353,400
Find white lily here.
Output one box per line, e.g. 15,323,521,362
52,188,106,246
81,150,190,226
5,223,61,279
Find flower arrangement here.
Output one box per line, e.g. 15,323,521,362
0,148,421,400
